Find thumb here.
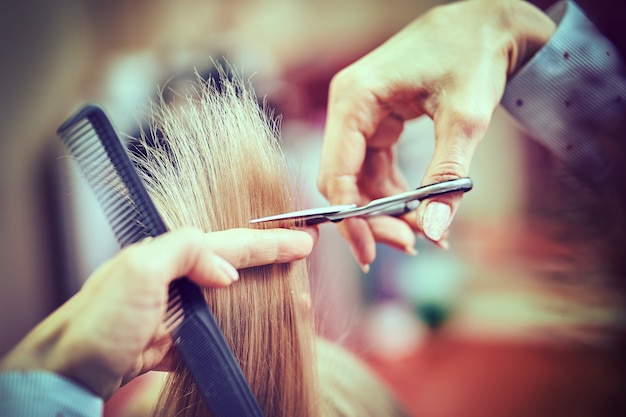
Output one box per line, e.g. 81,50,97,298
417,103,492,242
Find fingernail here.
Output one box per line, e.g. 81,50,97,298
404,245,418,256
215,255,239,282
360,263,370,274
423,202,451,242
438,239,450,251
302,226,320,244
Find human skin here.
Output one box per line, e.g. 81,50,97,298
318,0,556,270
0,227,317,400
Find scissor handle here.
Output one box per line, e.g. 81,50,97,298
325,177,473,222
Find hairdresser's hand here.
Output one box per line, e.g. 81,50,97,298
0,227,317,399
318,0,555,269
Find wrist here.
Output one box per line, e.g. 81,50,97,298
0,314,68,375
0,296,118,399
501,0,557,73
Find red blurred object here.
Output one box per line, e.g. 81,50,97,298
365,335,626,417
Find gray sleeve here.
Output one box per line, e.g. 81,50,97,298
0,371,103,417
501,0,626,184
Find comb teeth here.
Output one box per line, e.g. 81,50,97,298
57,105,161,247
163,278,266,416
165,282,185,332
58,104,265,417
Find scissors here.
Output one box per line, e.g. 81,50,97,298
250,177,473,226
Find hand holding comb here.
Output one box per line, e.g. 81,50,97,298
57,104,264,417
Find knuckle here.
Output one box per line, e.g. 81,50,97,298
268,244,282,264
117,245,159,281
322,175,358,204
242,246,255,267
444,109,490,142
174,227,204,244
260,233,281,263
329,65,373,107
329,67,355,94
317,175,329,197
172,227,205,261
232,232,255,267
428,161,467,183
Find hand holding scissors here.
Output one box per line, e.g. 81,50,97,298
251,178,472,226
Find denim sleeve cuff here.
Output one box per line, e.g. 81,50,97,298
501,0,626,183
0,371,103,417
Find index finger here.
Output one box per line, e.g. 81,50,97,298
204,228,318,268
318,69,388,204
130,228,316,288
319,68,418,267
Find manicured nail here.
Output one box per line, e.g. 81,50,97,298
215,255,239,282
404,245,418,256
360,263,370,274
438,239,450,251
423,202,451,242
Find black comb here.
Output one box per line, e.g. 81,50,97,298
57,104,265,417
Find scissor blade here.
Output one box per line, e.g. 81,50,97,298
249,204,357,224
250,177,472,225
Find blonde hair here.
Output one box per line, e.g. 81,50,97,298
316,338,408,417
137,72,316,416
133,71,407,417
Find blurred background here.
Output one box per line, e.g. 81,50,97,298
1,0,624,416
